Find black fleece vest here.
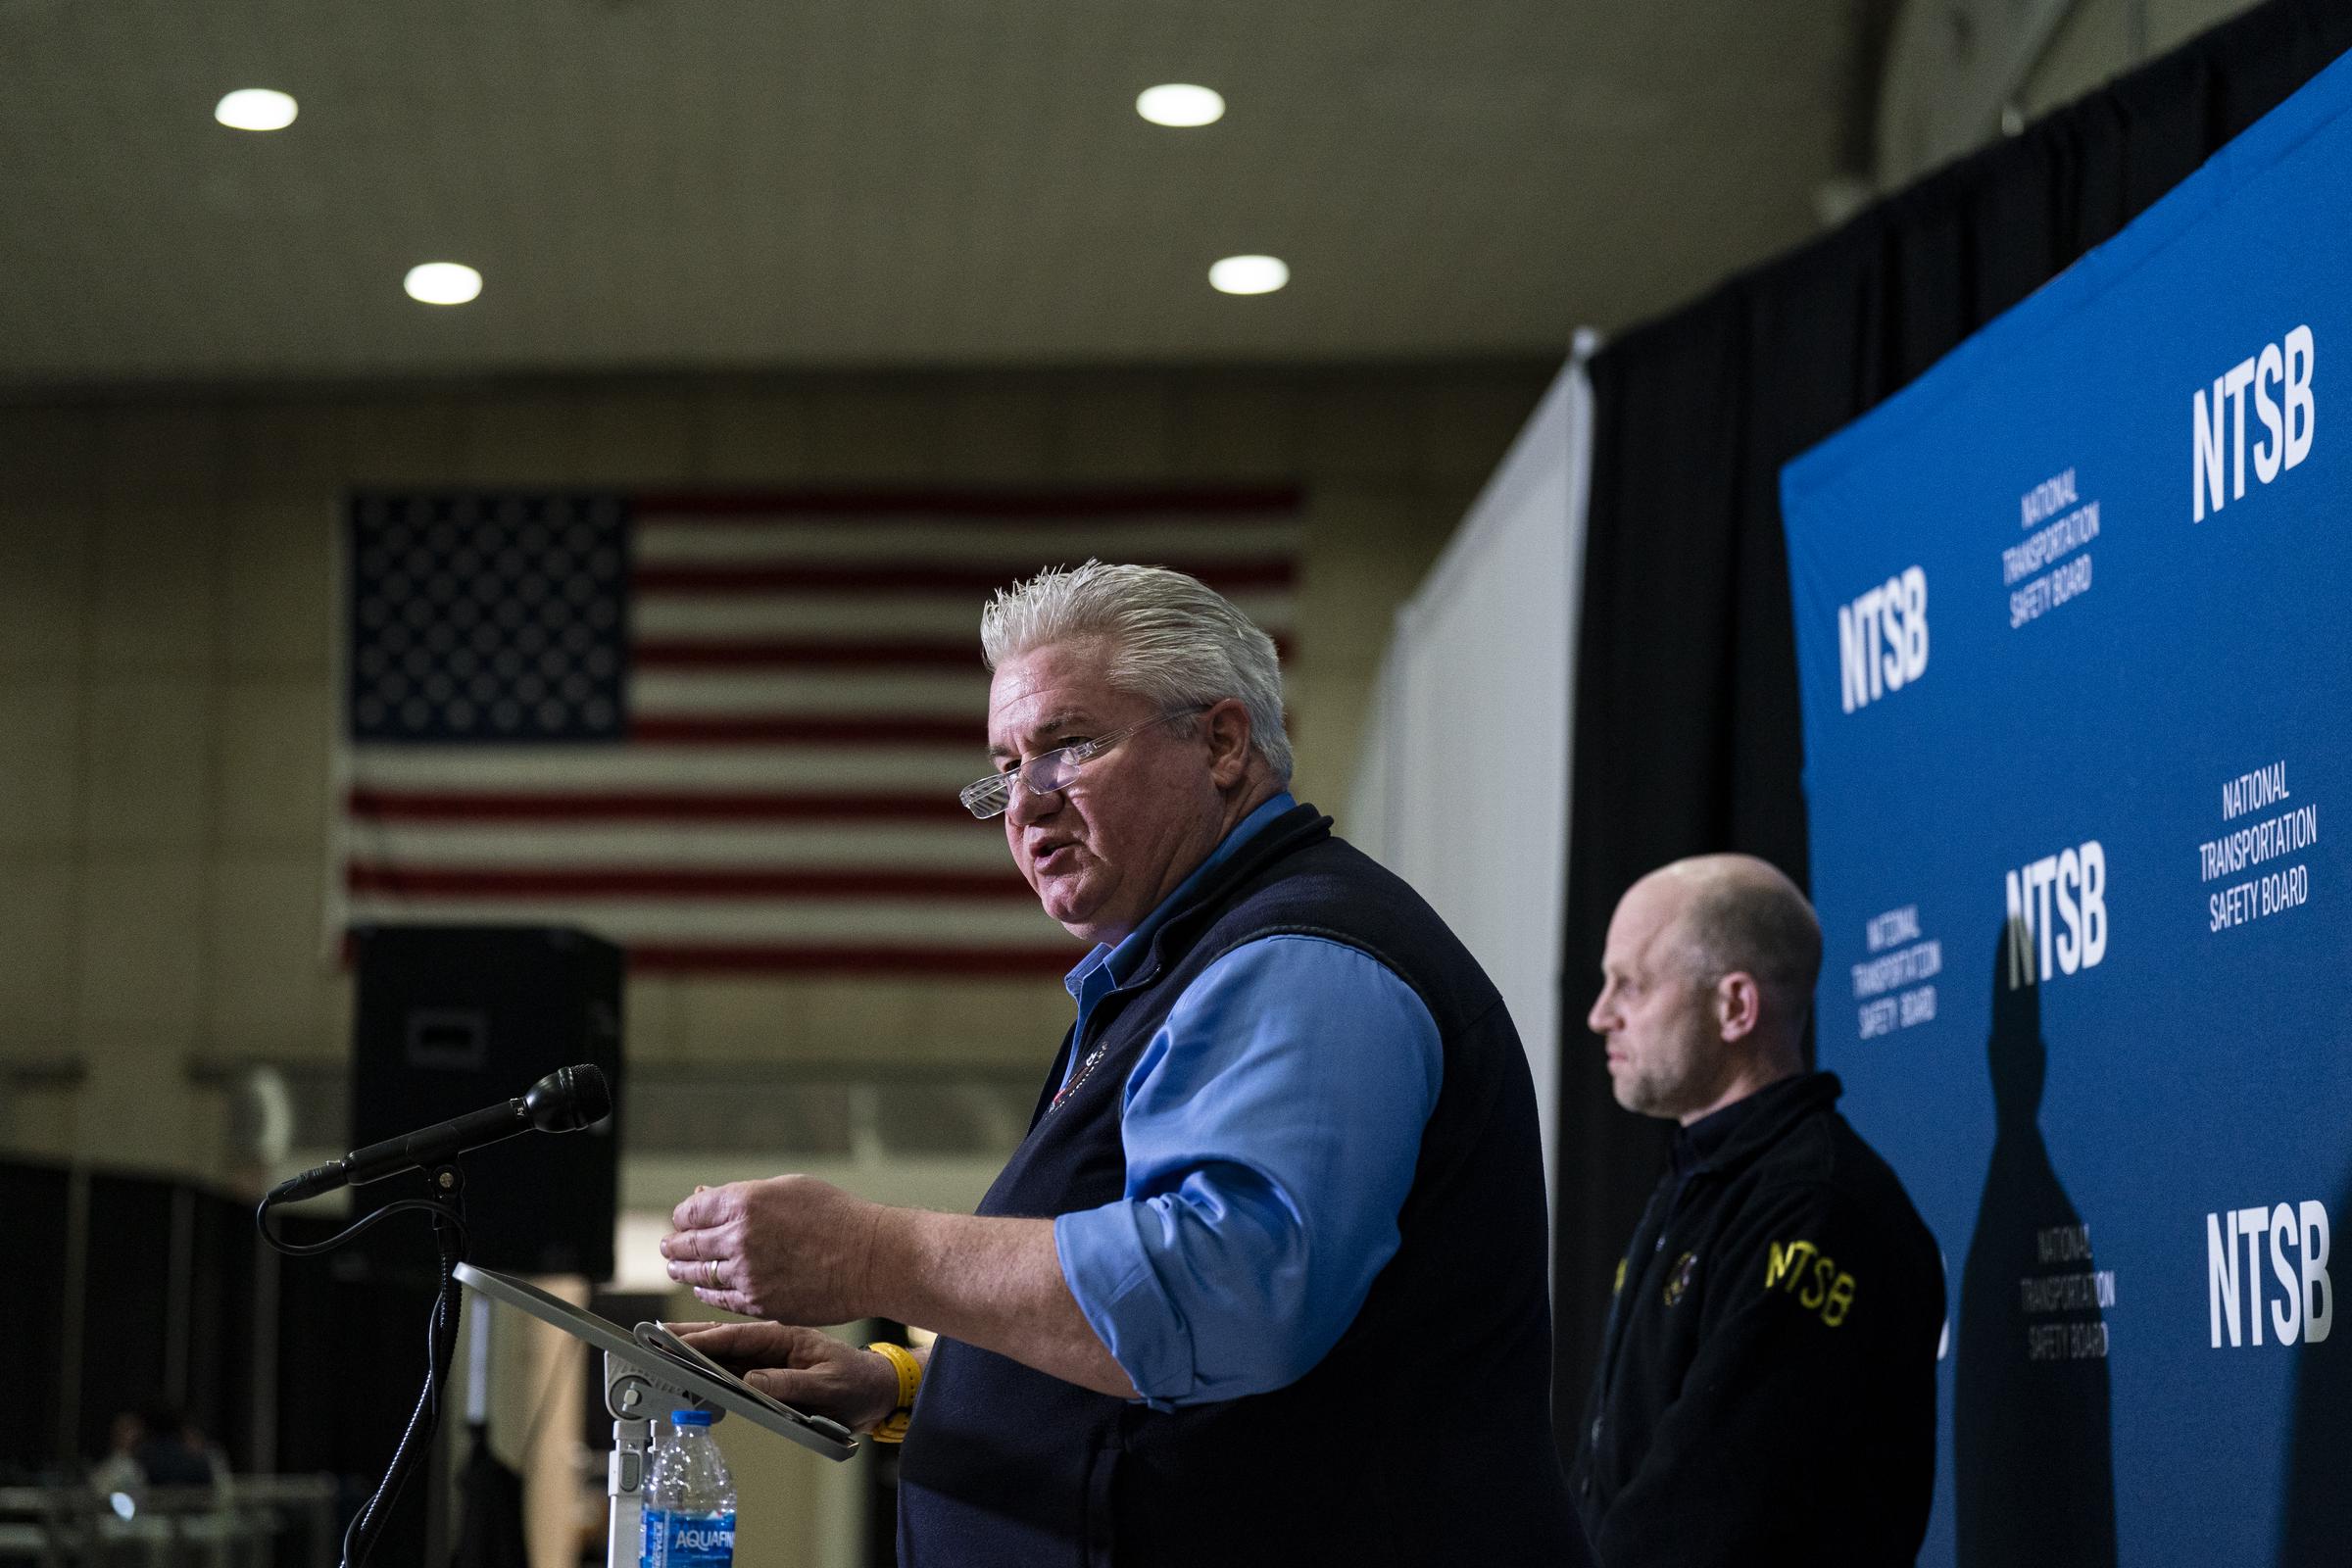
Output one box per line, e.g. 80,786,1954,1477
896,805,1588,1568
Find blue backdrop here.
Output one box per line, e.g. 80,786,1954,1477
1783,46,2352,1568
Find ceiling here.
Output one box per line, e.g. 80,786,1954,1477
0,0,1880,386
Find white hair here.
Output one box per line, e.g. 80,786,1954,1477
980,561,1293,783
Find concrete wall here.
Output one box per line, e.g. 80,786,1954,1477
0,360,1553,1182
1874,0,2264,191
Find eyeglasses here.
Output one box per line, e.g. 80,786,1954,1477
960,706,1211,820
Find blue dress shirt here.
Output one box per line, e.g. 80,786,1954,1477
1051,794,1445,1408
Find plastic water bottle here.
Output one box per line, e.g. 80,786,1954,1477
641,1409,736,1568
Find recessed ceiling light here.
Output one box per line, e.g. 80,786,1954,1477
1208,255,1288,296
215,88,297,132
404,263,483,306
1137,84,1225,128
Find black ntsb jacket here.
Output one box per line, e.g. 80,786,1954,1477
1571,1072,1944,1567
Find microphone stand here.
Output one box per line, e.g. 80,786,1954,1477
257,1161,471,1568
603,1350,659,1568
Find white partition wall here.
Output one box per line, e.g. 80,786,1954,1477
1349,333,1596,1221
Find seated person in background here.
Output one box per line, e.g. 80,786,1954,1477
88,1400,226,1498
1572,855,1945,1567
131,1400,223,1490
88,1411,145,1497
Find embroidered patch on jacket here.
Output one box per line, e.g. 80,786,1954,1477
1662,1250,1699,1307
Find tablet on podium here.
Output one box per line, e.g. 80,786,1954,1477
454,1261,857,1461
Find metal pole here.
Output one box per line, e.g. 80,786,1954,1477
166,1185,196,1404
605,1353,655,1568
57,1168,91,1470
250,1242,280,1473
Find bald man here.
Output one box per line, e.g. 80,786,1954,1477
1569,856,1943,1567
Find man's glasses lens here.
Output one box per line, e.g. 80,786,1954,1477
961,748,1076,820
959,706,1208,820
959,773,1016,818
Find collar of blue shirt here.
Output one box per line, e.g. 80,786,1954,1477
1062,791,1298,1012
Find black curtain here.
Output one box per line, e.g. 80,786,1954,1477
77,1173,178,1463
270,1209,445,1563
0,1162,268,1480
186,1190,260,1468
1553,0,2352,1447
0,1161,71,1480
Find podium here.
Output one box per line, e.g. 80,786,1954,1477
454,1263,855,1568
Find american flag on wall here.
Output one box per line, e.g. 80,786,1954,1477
332,488,1302,974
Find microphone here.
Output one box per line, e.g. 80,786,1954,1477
266,1064,612,1204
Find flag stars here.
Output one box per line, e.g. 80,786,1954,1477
347,493,629,744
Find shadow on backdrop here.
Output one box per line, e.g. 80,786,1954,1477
2274,1159,2349,1567
1953,922,2116,1568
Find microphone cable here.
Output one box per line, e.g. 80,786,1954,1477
257,1185,472,1568
255,1192,469,1256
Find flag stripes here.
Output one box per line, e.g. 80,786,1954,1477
334,487,1302,973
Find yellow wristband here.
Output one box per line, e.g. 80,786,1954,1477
866,1342,921,1444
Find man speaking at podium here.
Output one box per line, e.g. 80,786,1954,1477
660,563,1585,1566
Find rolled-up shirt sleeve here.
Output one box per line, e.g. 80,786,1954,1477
1053,934,1443,1408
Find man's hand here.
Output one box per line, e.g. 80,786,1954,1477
668,1321,903,1434
662,1180,1139,1399
661,1176,883,1325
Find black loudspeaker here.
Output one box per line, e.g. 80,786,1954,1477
352,925,622,1280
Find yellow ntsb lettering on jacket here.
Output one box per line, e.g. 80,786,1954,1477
1765,1240,1857,1327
